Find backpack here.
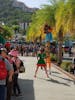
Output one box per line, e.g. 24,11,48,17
0,59,7,80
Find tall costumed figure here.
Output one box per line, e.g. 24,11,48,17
44,24,53,74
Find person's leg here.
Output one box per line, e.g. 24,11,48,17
45,34,50,42
6,81,13,100
44,66,49,78
13,75,17,95
49,32,53,42
0,85,6,100
34,66,39,77
16,76,21,94
48,63,51,74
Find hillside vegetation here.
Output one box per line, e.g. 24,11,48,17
0,0,34,25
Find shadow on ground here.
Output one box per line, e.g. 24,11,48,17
51,71,61,74
37,77,70,87
11,79,35,100
48,78,70,87
51,74,73,82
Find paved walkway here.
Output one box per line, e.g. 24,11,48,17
12,57,75,100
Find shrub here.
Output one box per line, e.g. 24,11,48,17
60,62,72,72
50,53,57,62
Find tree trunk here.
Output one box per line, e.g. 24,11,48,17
57,27,63,65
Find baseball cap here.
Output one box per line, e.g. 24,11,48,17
0,48,7,54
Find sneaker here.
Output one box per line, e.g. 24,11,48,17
16,93,22,96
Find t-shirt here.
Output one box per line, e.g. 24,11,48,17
0,56,13,85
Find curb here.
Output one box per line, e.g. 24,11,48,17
52,63,75,80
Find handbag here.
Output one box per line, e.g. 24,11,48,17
19,65,25,73
19,60,25,73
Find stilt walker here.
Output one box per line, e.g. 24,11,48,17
44,24,53,74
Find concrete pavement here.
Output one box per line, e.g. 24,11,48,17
12,56,75,100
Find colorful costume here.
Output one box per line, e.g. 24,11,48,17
34,51,49,78
45,52,51,74
45,56,51,64
37,53,46,67
44,24,53,42
45,32,53,42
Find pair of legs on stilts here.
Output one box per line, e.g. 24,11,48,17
46,62,51,74
34,65,49,78
45,57,51,74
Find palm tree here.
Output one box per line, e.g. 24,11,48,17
27,0,75,64
54,0,75,64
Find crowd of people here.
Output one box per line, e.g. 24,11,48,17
0,41,52,100
5,42,41,57
0,41,75,100
0,43,23,100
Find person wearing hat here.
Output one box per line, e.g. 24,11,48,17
8,49,22,96
0,48,14,100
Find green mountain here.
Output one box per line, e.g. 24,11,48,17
0,0,37,25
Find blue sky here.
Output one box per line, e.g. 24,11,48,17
17,0,50,8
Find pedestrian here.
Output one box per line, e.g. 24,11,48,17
69,47,72,57
0,48,14,100
34,49,49,78
71,57,75,74
12,57,22,96
8,50,22,96
20,45,24,56
6,54,14,100
70,45,75,74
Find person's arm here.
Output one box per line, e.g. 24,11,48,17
5,59,14,82
8,69,14,82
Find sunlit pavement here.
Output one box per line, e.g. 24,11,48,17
12,56,75,100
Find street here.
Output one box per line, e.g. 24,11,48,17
12,56,75,100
